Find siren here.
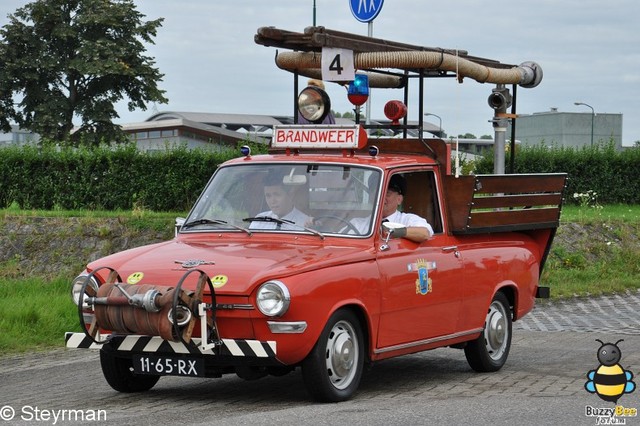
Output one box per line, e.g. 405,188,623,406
384,100,407,125
347,74,369,106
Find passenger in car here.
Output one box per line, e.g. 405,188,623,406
250,173,310,230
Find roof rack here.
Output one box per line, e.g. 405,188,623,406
255,26,541,88
255,26,542,168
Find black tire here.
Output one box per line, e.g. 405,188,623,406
302,309,365,402
100,349,160,393
464,292,512,372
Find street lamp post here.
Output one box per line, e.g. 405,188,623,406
424,113,443,138
574,102,594,147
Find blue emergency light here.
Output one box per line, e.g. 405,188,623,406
347,74,369,106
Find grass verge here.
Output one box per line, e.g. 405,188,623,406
0,277,81,355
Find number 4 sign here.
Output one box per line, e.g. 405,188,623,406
321,48,355,82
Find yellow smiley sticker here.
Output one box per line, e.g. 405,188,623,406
211,275,228,288
127,272,144,284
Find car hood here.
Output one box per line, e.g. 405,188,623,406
87,236,373,295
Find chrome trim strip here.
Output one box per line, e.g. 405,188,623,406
374,328,483,355
216,303,254,310
267,321,308,334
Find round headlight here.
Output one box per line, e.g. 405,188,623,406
71,273,99,307
298,86,331,123
256,281,290,317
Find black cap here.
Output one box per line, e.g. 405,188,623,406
388,174,406,195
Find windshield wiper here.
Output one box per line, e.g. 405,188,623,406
181,218,252,236
243,216,325,240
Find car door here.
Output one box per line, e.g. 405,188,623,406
374,170,465,349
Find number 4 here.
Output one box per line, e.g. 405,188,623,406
329,54,344,75
321,48,355,81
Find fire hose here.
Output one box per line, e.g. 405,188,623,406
275,50,542,88
77,266,217,348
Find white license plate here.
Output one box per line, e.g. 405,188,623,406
133,354,204,377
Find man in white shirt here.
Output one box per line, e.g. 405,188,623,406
347,174,433,243
381,174,433,243
250,175,309,230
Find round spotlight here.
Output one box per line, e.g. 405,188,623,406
298,86,331,123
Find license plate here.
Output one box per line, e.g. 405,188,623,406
133,354,204,377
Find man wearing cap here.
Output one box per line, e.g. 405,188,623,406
344,174,433,242
382,174,433,243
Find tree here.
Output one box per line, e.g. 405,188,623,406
0,0,168,144
457,133,477,139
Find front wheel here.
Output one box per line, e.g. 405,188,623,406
100,349,160,392
464,292,512,372
302,309,365,402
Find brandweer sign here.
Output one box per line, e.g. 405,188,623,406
272,125,366,149
349,0,384,23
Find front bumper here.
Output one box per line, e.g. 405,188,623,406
65,332,280,367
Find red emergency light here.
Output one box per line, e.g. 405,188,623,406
384,100,407,125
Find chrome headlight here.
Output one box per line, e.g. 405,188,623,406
256,281,290,317
71,273,99,308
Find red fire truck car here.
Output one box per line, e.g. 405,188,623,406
66,26,566,402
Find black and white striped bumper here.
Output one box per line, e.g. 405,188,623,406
65,332,277,359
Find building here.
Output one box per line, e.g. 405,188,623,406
1,111,481,153
509,108,623,150
122,111,373,151
121,112,277,151
0,126,40,148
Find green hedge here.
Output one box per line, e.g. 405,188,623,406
0,143,266,211
1,141,638,210
474,142,640,205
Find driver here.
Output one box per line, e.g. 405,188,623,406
347,174,433,243
381,174,432,243
250,173,309,230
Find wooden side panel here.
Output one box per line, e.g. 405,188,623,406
474,174,568,194
468,208,561,230
471,193,564,210
444,173,568,234
443,175,475,231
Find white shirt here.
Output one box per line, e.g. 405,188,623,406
347,210,433,236
249,207,309,230
384,210,434,237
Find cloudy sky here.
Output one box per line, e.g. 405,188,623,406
2,0,639,145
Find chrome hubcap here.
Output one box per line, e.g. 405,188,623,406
325,320,358,390
484,301,508,360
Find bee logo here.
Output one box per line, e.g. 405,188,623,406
585,339,636,403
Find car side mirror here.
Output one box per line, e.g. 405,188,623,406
380,222,407,251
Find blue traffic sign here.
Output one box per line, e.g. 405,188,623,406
349,0,384,23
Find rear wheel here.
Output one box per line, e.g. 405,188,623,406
302,309,364,402
100,349,160,392
464,292,512,372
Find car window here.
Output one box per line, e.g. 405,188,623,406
184,164,381,236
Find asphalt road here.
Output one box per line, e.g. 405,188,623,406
1,292,640,426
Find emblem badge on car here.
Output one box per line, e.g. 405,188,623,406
174,259,215,268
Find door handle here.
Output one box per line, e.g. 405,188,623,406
442,246,460,258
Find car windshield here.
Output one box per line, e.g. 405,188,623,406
183,164,381,236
